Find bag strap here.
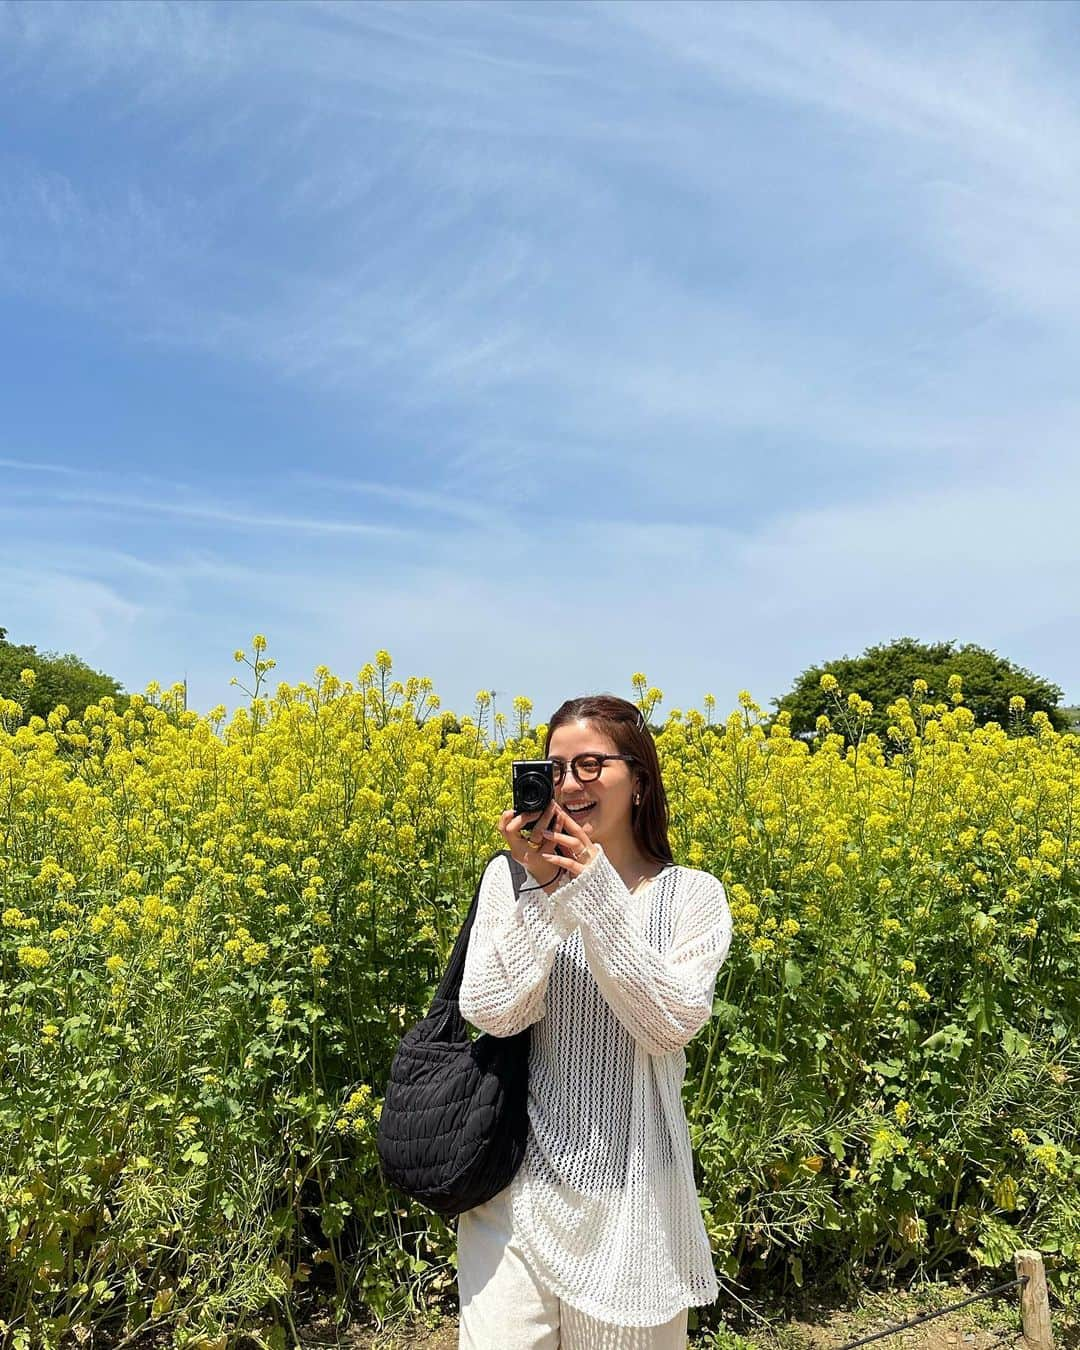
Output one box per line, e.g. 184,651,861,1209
432,848,527,1005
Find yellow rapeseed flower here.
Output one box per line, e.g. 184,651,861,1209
1031,1144,1060,1176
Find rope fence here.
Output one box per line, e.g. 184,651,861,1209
829,1250,1054,1350
834,1275,1028,1350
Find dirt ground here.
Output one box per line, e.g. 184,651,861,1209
293,1276,1079,1350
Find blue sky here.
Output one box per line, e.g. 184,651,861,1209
2,0,1078,725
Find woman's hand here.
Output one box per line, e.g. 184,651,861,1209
499,800,562,882
538,803,599,880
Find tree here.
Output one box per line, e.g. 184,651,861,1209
0,626,128,723
772,637,1070,747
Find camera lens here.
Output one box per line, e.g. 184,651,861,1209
518,771,551,813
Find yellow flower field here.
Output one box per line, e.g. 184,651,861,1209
1,643,1078,1349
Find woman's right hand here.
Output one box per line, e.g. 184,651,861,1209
499,800,563,885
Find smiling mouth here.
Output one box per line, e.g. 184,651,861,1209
563,801,596,817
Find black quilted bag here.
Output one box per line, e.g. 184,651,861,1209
375,848,531,1217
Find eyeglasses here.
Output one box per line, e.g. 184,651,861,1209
550,753,637,785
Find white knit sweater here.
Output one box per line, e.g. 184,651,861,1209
458,840,734,1327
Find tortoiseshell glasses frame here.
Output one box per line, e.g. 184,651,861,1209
549,753,638,785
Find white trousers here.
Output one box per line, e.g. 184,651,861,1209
456,1183,689,1350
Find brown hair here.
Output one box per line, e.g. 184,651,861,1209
543,694,673,868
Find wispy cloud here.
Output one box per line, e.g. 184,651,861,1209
52,491,414,538
606,0,1080,325
5,0,1078,481
0,567,142,655
1,486,418,539
287,473,510,528
0,455,93,477
1,1,1078,712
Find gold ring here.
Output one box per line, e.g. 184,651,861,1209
573,846,587,861
525,836,544,852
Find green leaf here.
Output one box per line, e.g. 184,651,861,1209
1002,1024,1030,1057
890,1165,912,1190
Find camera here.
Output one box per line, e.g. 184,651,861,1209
512,758,554,823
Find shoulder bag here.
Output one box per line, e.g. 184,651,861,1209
375,848,531,1217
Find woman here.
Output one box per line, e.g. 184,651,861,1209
457,694,734,1349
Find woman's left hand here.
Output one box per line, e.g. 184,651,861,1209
540,803,599,879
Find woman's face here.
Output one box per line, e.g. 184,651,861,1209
548,718,638,847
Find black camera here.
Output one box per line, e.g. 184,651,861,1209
512,758,554,824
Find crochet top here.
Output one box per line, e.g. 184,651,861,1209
458,840,734,1326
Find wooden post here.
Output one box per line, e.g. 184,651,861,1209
1014,1249,1053,1350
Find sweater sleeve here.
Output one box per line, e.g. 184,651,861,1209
555,842,733,1056
459,853,578,1038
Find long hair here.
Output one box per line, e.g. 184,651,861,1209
543,694,673,868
